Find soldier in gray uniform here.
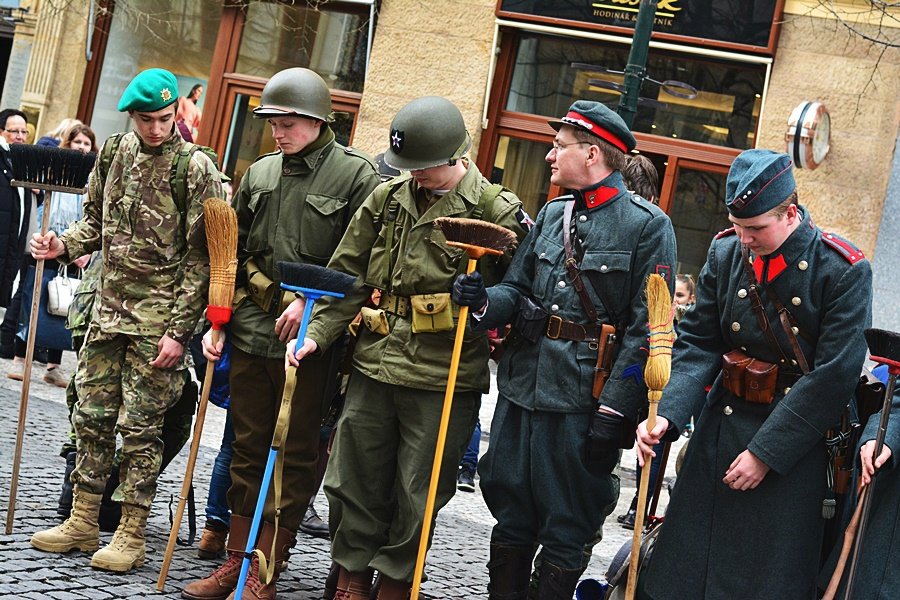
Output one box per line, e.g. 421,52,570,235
636,149,872,599
29,68,222,572
453,100,677,599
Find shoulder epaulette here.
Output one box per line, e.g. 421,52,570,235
253,150,282,164
341,145,377,168
822,232,865,264
715,227,736,239
548,194,574,204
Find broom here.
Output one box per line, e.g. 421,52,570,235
234,261,357,599
625,274,675,600
157,198,238,591
411,217,517,600
824,328,900,599
5,144,96,534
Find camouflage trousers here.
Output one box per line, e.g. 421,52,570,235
71,325,185,509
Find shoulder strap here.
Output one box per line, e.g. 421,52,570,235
378,179,406,287
562,200,599,323
98,133,126,183
471,183,503,222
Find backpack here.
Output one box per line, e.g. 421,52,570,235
97,132,221,213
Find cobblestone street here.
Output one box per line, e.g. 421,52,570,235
0,353,679,599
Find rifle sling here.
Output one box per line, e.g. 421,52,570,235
562,200,601,324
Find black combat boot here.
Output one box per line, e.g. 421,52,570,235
487,543,536,600
98,465,122,533
534,562,582,600
57,451,77,520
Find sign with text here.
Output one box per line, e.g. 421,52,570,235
498,0,781,51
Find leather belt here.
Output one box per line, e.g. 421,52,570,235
379,292,410,318
545,315,603,344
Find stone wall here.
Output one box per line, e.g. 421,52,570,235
353,0,497,157
758,14,900,257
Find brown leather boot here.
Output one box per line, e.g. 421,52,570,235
376,576,410,600
333,566,374,600
228,521,294,600
198,520,229,559
182,515,252,600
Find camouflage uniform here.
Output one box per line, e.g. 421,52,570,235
58,129,221,509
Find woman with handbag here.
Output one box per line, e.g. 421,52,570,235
7,124,96,387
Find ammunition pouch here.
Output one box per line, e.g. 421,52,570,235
512,296,548,343
721,350,783,405
410,293,454,333
360,306,390,335
246,259,278,314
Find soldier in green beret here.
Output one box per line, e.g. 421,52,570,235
288,95,531,599
453,100,677,599
29,67,223,572
184,67,379,600
636,149,872,599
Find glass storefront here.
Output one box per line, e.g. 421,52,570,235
491,136,552,218
89,0,220,143
668,164,730,278
506,33,766,149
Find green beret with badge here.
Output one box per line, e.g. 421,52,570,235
117,68,179,113
549,100,637,153
725,149,796,218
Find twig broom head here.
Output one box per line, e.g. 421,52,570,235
277,261,358,300
864,328,900,375
434,217,517,260
203,198,238,328
645,274,675,401
8,144,96,193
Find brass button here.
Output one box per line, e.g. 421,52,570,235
791,359,798,366
791,326,799,335
798,261,808,271
600,265,609,273
792,297,802,306
784,387,791,394
741,346,747,351
558,281,566,289
738,289,747,299
551,304,559,312
731,322,741,332
724,406,733,416
579,215,587,222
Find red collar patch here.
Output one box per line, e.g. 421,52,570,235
584,186,618,210
753,253,787,283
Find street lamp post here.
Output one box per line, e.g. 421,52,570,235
617,0,658,128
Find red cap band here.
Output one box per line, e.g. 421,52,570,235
561,111,627,153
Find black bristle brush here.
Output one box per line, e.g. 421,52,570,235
8,145,96,193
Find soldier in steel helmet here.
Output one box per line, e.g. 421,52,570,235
288,96,532,598
184,67,378,600
453,100,677,598
29,68,222,572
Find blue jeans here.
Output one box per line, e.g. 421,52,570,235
460,419,481,470
205,410,234,525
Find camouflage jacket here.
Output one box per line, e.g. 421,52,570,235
60,130,222,344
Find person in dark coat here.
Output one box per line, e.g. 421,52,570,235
453,100,677,599
636,148,872,599
0,108,30,312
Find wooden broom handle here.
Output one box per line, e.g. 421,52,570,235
822,484,868,600
625,399,658,600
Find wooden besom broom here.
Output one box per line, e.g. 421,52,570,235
625,274,675,600
5,144,96,534
157,198,238,591
410,217,517,600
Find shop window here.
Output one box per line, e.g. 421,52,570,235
506,33,765,149
235,1,370,93
668,163,730,277
491,135,552,218
89,0,221,143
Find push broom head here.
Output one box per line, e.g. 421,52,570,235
277,261,358,300
434,217,517,259
8,144,96,193
204,198,239,329
644,273,675,402
864,328,900,375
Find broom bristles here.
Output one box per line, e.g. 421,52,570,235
203,199,239,308
864,328,900,370
8,145,96,193
645,274,675,396
277,261,357,295
434,217,517,253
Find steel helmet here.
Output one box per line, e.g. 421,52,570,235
253,67,333,122
384,96,472,170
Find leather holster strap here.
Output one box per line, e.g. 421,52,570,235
545,315,603,344
378,292,410,318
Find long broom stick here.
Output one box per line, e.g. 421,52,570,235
157,198,238,590
5,144,95,534
625,274,675,600
411,218,517,600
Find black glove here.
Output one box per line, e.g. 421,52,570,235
583,410,633,476
452,272,488,311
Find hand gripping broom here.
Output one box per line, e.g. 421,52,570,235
233,261,357,599
411,217,517,600
5,145,96,534
625,274,675,600
823,328,900,599
157,198,238,591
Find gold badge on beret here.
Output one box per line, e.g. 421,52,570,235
160,88,172,102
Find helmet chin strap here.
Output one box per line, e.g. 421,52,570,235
447,132,472,166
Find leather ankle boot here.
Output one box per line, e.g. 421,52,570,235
375,575,410,600
183,515,252,600
534,562,583,600
321,561,340,600
334,566,374,600
487,543,536,600
56,451,77,520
